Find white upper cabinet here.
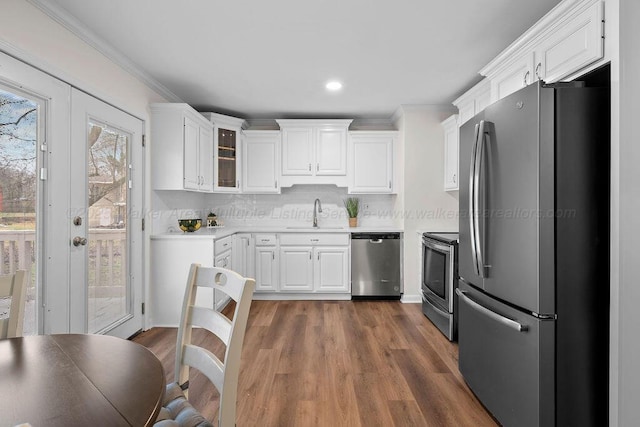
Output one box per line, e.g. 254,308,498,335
151,103,214,192
198,126,214,191
442,115,459,192
534,1,604,83
481,0,604,104
242,130,281,194
348,131,396,194
490,52,536,102
277,119,352,187
201,112,246,193
182,115,200,190
453,79,492,126
281,127,313,176
316,128,347,175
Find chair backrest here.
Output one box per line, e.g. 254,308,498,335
175,264,255,427
0,270,28,339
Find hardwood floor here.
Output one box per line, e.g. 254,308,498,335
133,300,497,427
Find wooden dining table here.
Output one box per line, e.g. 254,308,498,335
0,334,165,427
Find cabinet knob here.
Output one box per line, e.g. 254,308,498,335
308,163,312,171
453,173,457,184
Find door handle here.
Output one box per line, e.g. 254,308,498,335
456,289,528,332
72,236,88,247
469,123,480,275
474,120,488,278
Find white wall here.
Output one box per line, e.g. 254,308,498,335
614,0,640,425
0,0,169,329
395,106,459,301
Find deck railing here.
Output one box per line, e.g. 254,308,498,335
0,230,35,275
1,229,127,335
0,229,126,289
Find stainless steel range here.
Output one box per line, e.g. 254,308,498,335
421,232,458,341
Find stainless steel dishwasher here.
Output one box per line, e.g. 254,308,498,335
351,233,402,299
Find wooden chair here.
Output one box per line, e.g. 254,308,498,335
0,270,28,339
155,264,255,427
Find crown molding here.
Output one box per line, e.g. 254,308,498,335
27,0,182,103
452,78,491,107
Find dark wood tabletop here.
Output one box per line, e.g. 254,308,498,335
0,334,165,427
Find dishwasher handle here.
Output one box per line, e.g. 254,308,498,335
351,233,400,240
369,239,383,244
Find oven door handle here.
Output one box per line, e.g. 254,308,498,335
456,289,528,332
422,292,450,317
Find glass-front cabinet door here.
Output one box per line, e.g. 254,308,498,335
217,127,237,189
201,112,245,193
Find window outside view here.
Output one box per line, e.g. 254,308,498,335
86,121,129,333
0,88,38,335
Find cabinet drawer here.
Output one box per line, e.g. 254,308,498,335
255,234,277,246
279,233,349,246
214,235,233,253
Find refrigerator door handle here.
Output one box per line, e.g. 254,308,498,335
474,120,488,278
456,288,528,332
469,123,480,275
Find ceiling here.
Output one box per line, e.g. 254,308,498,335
41,0,561,120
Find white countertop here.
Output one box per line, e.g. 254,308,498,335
151,225,403,240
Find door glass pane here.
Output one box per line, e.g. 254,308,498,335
218,128,236,187
87,120,129,333
0,87,39,335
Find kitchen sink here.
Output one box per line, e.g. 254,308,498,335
285,226,345,230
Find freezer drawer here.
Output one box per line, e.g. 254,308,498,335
457,281,555,427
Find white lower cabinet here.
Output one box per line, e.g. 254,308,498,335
279,247,314,291
150,238,214,326
277,233,350,294
254,242,279,292
214,248,233,309
233,233,254,278
314,247,350,293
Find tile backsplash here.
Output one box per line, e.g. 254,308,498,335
152,186,400,233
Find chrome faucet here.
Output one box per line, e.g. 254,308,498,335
312,198,323,228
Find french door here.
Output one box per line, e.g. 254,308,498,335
70,89,144,338
0,51,144,338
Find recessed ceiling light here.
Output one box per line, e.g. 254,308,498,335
326,81,343,91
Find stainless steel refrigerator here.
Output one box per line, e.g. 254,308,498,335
457,81,609,427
